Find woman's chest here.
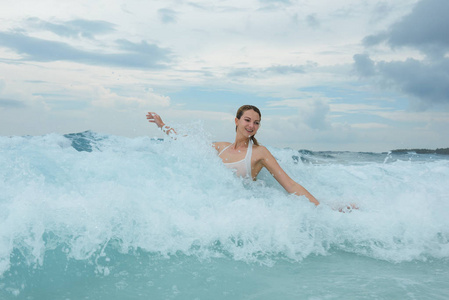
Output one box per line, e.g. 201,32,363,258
220,148,247,164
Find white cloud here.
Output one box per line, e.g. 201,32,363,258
351,123,390,129
1,0,447,152
91,86,170,109
158,8,178,24
329,103,390,114
374,110,449,123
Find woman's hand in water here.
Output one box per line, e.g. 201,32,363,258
337,203,359,213
146,112,164,128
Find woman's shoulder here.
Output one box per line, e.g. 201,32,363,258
213,141,232,152
252,144,272,157
253,143,268,151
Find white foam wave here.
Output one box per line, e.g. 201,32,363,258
1,132,449,276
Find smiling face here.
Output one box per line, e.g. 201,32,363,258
235,109,261,138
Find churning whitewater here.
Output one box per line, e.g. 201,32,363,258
1,130,448,299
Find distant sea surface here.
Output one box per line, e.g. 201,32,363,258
1,131,448,299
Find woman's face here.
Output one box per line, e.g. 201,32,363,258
235,109,260,138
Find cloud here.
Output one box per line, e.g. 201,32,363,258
91,86,170,109
267,98,331,130
373,109,449,123
258,0,292,6
0,80,27,108
28,84,171,112
266,64,307,74
25,18,116,39
0,31,172,69
115,39,170,57
363,0,449,57
329,103,390,114
354,0,449,108
228,63,312,78
306,14,320,29
0,98,26,108
259,0,291,3
185,2,245,13
158,8,178,24
369,2,396,23
353,54,375,77
351,123,389,129
258,0,292,11
301,100,331,130
353,54,449,108
376,58,449,106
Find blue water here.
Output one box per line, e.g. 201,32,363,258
1,131,448,299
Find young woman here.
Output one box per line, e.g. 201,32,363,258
146,105,320,206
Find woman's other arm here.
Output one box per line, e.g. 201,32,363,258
258,146,320,206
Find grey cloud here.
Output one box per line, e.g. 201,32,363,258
259,0,291,3
302,100,331,130
0,31,171,69
362,32,388,47
356,0,449,108
370,2,393,22
229,63,311,78
121,4,133,14
186,2,210,11
306,14,320,29
26,18,116,39
115,39,168,56
258,0,292,11
353,54,375,77
46,100,90,111
364,0,449,57
186,2,245,13
228,68,255,78
354,54,449,107
25,80,46,84
377,58,449,107
266,65,307,74
331,5,357,19
372,2,389,14
158,8,177,24
0,99,26,108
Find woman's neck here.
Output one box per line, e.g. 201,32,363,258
233,134,250,149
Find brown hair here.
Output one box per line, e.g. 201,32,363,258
235,105,261,146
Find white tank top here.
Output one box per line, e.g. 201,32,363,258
218,140,253,178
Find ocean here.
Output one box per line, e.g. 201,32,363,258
0,130,448,299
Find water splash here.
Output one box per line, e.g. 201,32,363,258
1,131,449,282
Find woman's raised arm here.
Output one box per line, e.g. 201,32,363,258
146,112,176,135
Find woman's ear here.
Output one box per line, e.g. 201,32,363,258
235,117,239,127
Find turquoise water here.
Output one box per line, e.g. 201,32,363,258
3,250,449,299
1,131,448,299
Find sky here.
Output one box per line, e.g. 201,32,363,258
0,0,448,152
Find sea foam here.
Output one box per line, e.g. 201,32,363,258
1,131,449,279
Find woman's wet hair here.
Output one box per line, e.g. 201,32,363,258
235,105,261,146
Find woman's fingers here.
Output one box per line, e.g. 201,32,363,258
146,112,158,122
146,112,163,127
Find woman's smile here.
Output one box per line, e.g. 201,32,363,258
236,109,260,138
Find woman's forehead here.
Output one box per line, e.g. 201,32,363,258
241,109,260,120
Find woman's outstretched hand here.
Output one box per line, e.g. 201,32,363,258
146,112,164,128
337,203,359,213
146,112,177,136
